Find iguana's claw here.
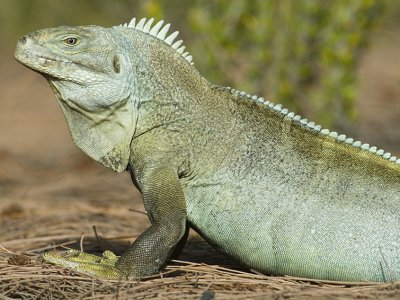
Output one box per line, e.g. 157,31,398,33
40,250,127,280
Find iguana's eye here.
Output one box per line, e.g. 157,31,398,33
64,37,78,46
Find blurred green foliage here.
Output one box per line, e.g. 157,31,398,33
186,1,384,126
0,0,387,127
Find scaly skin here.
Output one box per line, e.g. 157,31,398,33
15,18,400,282
40,250,122,279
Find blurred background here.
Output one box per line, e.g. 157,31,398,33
0,0,400,206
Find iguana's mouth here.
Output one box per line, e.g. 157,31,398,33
15,46,101,84
16,53,88,82
16,52,70,70
37,55,72,64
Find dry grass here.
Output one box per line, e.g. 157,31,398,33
1,206,400,300
1,249,400,300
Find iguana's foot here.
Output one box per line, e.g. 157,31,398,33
40,250,127,280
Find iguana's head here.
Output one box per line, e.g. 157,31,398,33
15,25,136,172
14,25,130,88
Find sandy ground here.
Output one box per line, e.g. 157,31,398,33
0,22,400,299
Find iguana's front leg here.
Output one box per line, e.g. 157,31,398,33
116,166,188,277
42,166,187,279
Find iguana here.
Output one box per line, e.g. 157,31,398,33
14,17,400,282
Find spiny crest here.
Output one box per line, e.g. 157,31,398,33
225,87,400,166
118,17,194,66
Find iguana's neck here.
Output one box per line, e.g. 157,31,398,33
131,45,212,139
127,39,237,171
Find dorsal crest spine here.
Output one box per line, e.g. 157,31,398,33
226,87,400,166
118,17,194,66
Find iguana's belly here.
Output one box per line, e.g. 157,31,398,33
183,171,400,282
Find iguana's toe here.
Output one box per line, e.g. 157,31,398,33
41,249,127,280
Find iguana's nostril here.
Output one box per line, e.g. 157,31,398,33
19,36,27,45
